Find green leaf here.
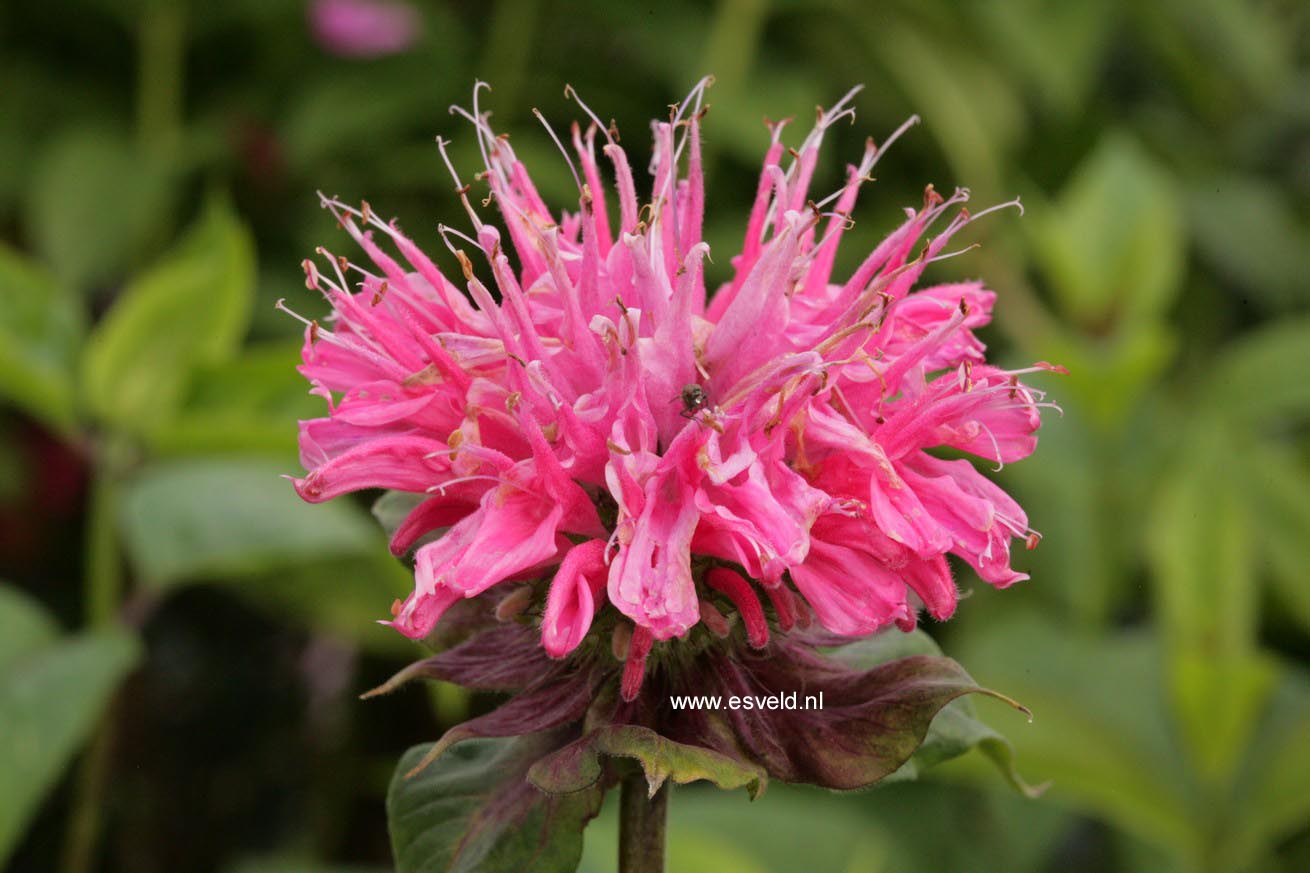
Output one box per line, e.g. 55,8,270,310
529,724,768,800
1032,133,1183,327
119,459,379,587
389,736,602,873
119,459,408,652
372,490,429,544
1189,175,1310,312
80,195,255,435
955,614,1203,865
1241,442,1310,631
26,126,175,291
147,341,319,457
0,585,59,670
1147,425,1257,658
1226,666,1310,872
1034,323,1177,429
1166,649,1276,785
830,630,1040,795
1210,316,1310,427
0,587,142,866
0,245,84,432
972,0,1113,115
827,626,943,663
868,16,1024,198
1132,0,1290,112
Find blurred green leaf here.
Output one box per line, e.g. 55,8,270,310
1132,0,1290,113
119,459,409,652
997,399,1128,625
973,0,1113,115
0,585,59,671
1210,316,1310,427
371,490,426,541
1036,324,1177,428
1241,442,1310,631
1167,649,1276,785
0,586,141,867
1147,424,1277,782
148,340,319,457
1189,175,1310,312
1033,134,1183,327
956,614,1202,864
390,736,601,873
866,14,1024,198
1225,667,1310,872
119,458,377,587
0,245,84,433
1148,425,1257,657
81,196,255,435
26,126,175,291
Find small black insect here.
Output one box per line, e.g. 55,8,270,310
679,383,709,418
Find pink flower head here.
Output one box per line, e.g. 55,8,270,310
309,0,419,58
289,80,1060,700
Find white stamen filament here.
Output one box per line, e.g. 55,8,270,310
532,108,583,192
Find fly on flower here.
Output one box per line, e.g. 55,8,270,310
678,384,709,418
286,78,1061,708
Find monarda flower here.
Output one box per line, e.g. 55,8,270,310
288,81,1054,861
308,0,420,59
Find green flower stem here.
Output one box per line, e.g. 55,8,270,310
59,706,119,873
60,464,126,873
618,772,669,873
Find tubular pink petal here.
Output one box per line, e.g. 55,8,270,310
541,540,610,658
705,567,769,649
289,84,1054,667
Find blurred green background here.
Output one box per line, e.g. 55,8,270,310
2,0,1309,871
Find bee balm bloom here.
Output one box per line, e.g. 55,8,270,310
289,81,1058,701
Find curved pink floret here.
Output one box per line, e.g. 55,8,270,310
289,81,1056,693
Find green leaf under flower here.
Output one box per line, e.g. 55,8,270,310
829,630,1043,796
388,735,602,873
529,724,767,800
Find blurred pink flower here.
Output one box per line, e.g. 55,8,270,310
309,0,419,58
288,81,1059,700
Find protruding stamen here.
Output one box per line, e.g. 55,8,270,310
532,107,582,192
564,83,614,145
435,136,485,230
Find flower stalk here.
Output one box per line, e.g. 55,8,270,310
61,461,126,873
619,772,669,873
